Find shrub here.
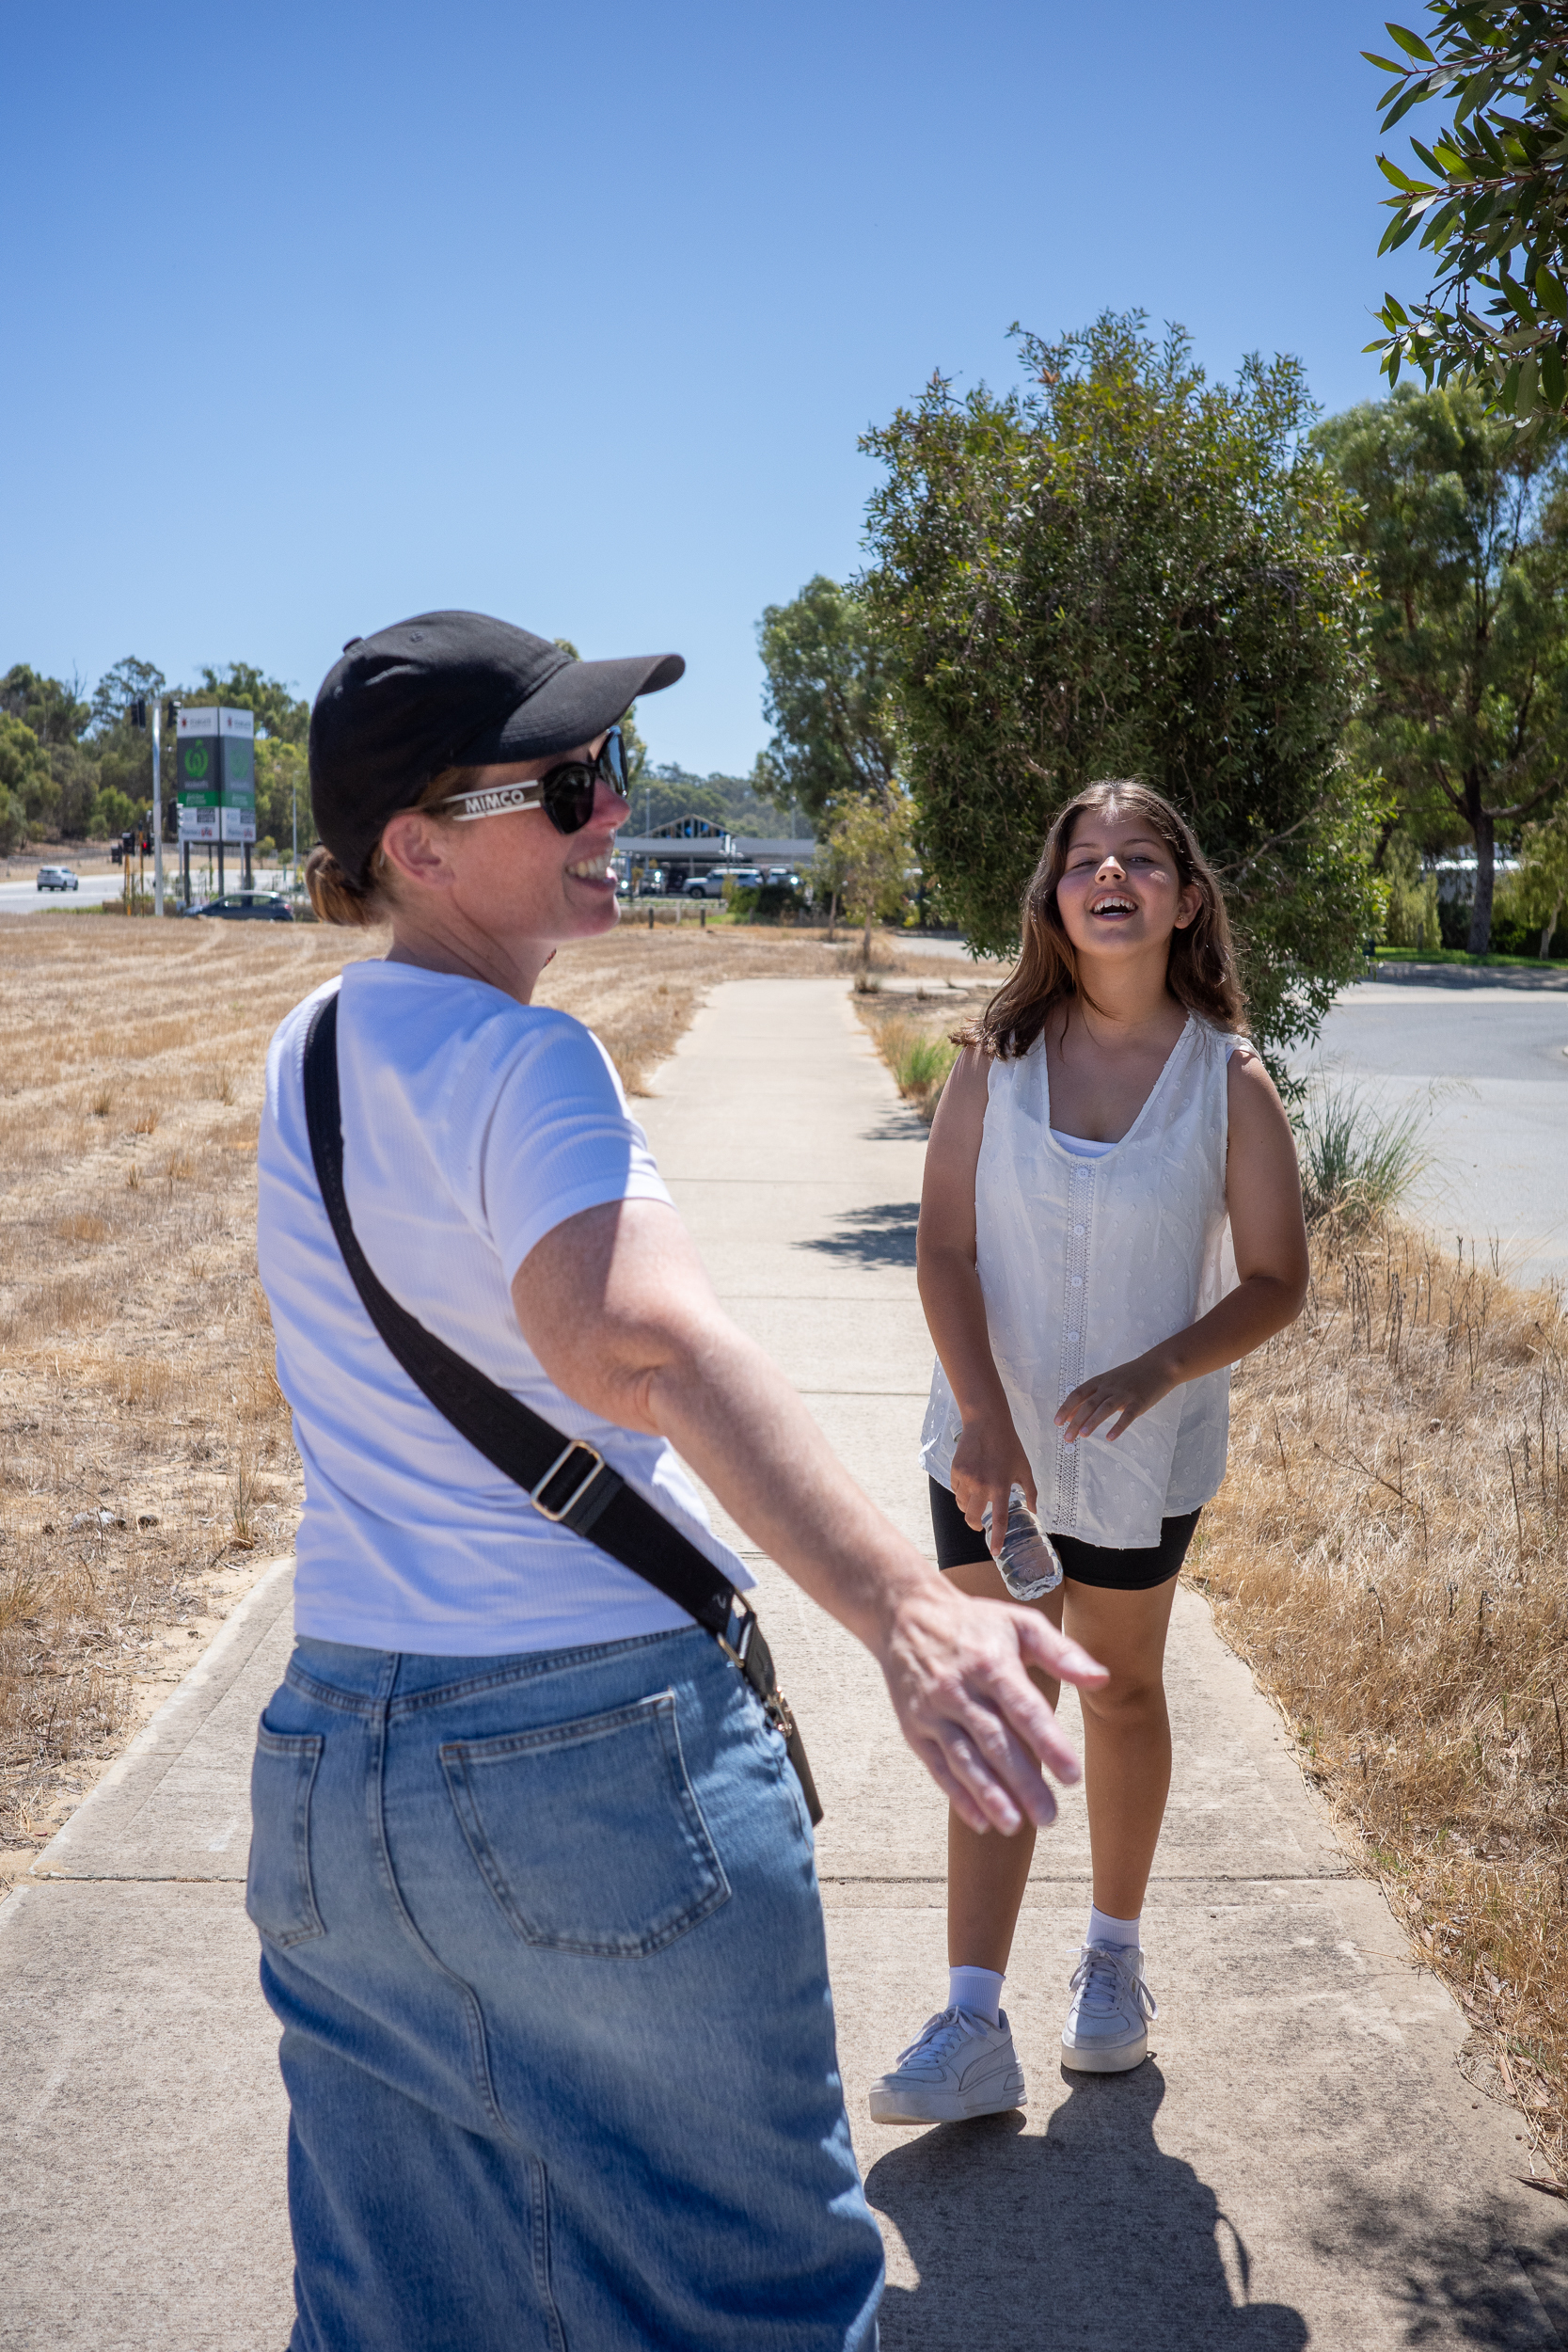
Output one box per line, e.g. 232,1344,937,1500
731,881,807,919
1293,1079,1434,1227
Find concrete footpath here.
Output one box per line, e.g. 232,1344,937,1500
3,978,1565,2349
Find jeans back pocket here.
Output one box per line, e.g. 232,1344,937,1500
441,1691,729,1958
246,1722,325,1947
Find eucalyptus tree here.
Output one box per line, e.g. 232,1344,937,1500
752,575,899,823
1314,384,1568,949
1370,5,1568,424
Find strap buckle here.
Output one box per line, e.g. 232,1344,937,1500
717,1596,755,1671
530,1440,609,1524
717,1598,797,1739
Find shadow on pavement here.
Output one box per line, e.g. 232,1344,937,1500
1310,2172,1568,2350
800,1202,922,1266
864,2065,1307,2352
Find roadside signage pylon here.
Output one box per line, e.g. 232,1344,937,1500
176,707,256,901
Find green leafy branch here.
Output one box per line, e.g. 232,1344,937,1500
1368,6,1568,420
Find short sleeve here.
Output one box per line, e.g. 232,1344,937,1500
480,1014,673,1284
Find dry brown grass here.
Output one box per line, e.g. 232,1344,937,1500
1193,1223,1568,2182
847,946,1000,1120
0,909,943,1861
0,916,383,1856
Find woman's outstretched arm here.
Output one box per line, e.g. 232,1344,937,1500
512,1186,1108,1841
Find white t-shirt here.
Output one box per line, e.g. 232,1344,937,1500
257,961,752,1654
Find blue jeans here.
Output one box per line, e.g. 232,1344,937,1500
247,1625,882,2351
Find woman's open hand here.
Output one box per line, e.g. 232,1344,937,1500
1053,1348,1176,1444
875,1577,1108,1835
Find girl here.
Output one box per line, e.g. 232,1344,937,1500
870,781,1308,2122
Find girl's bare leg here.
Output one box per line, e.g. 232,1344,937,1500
1062,1574,1180,1919
944,1567,1180,1966
944,1562,1063,1971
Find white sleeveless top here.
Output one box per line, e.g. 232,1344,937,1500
921,1015,1243,1549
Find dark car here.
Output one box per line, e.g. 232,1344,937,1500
182,892,295,922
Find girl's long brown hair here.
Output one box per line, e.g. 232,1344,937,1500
971,781,1244,1059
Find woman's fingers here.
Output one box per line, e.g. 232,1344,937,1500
910,1737,1022,1836
880,1581,1106,1831
933,1708,1060,1834
1012,1606,1109,1692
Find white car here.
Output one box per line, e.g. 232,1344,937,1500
37,866,79,892
682,867,763,900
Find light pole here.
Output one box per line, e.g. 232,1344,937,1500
127,695,172,916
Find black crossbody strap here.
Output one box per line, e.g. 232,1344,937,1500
299,992,820,1822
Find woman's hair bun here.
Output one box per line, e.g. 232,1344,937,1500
304,843,382,929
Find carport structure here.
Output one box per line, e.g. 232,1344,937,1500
618,815,815,893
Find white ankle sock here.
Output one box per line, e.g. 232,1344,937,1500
1087,1904,1141,1950
948,1964,1005,2025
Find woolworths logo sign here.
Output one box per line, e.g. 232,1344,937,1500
176,707,255,843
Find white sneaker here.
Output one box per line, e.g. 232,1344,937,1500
868,2006,1026,2124
1060,1942,1157,2073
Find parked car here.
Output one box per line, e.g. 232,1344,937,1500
682,866,762,899
181,892,295,922
37,866,79,891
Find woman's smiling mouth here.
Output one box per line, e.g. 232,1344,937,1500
1088,893,1138,919
565,849,616,882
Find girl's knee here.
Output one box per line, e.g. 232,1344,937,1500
1080,1671,1167,1725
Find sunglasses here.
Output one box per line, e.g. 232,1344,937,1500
440,726,629,835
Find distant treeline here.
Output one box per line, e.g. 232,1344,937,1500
0,659,310,858
0,656,790,858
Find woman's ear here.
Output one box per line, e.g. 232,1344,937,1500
1172,881,1203,931
379,810,460,894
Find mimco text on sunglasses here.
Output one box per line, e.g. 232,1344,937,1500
440,727,629,836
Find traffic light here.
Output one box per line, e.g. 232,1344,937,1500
128,699,148,731
139,831,152,855
120,831,135,857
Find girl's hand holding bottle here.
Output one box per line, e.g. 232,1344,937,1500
949,1413,1037,1553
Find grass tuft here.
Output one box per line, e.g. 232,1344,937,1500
1293,1078,1436,1229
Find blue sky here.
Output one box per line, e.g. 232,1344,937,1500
2,0,1433,774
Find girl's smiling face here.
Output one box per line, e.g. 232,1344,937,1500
1053,806,1201,961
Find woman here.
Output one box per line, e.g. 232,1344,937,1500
249,611,1108,2350
870,782,1308,2124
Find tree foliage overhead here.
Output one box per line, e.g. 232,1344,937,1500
858,312,1385,1071
1313,384,1568,949
1369,6,1568,421
752,575,900,823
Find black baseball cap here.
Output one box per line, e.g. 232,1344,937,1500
309,610,685,885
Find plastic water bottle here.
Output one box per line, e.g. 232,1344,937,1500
981,1485,1064,1601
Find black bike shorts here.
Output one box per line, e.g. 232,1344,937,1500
928,1475,1199,1592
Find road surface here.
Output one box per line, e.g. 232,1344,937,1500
1293,967,1568,1288
0,874,125,914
